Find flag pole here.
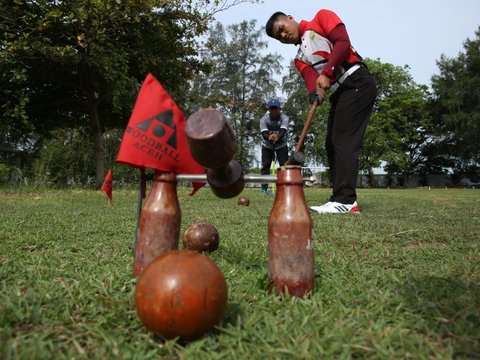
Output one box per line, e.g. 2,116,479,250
133,168,146,255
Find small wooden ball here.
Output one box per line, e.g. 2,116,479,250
183,222,219,252
237,196,250,206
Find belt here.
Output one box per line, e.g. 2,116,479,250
330,64,361,93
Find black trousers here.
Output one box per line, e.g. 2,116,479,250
261,145,288,191
326,66,377,204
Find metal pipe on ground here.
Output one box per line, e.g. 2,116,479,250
176,173,316,184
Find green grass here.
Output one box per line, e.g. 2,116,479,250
0,186,479,359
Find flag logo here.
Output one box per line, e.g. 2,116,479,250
126,110,179,164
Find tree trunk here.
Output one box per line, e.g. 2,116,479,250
367,165,377,188
87,101,105,184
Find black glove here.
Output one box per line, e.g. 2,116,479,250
309,92,318,104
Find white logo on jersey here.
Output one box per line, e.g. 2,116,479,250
296,30,333,71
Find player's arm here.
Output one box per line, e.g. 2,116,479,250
295,58,319,102
276,115,289,140
319,24,351,82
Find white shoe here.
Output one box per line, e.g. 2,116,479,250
310,201,359,214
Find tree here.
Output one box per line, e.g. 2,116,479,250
430,26,480,182
362,59,433,187
0,0,259,183
188,20,282,169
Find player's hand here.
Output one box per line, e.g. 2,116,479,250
268,133,278,142
316,74,331,91
308,92,318,104
315,74,331,103
316,88,326,103
310,89,326,104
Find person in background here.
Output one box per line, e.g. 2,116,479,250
260,98,289,195
265,9,377,213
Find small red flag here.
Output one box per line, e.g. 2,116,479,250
101,169,113,204
116,73,205,194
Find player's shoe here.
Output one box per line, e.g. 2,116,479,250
260,189,274,195
310,201,359,214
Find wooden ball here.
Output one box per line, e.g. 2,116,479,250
135,250,228,341
183,223,219,252
237,196,250,206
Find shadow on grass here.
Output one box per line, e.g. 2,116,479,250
149,303,244,348
223,302,243,325
399,276,480,357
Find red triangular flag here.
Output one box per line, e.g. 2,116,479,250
116,74,205,194
101,169,113,204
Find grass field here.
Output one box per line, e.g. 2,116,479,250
1,186,479,359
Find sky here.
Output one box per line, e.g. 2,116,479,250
213,0,480,87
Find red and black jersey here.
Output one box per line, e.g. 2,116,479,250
294,9,363,93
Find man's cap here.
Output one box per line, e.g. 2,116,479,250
267,98,281,108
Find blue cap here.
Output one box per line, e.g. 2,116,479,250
267,98,281,108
